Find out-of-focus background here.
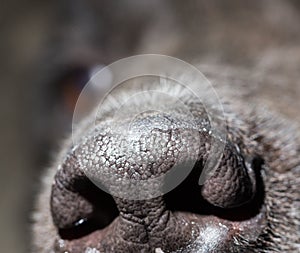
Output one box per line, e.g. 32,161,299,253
0,1,299,252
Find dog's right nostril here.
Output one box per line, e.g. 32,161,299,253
51,154,119,240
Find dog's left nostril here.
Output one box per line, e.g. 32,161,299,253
201,144,257,208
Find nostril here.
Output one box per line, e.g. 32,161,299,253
57,181,119,240
165,155,264,221
165,160,204,214
51,154,119,240
73,180,119,229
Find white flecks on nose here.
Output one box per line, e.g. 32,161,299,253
85,247,101,253
155,248,165,253
176,223,229,253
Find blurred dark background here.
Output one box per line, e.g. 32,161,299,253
0,1,299,252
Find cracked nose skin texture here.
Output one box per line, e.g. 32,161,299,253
50,91,259,252
52,106,211,251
